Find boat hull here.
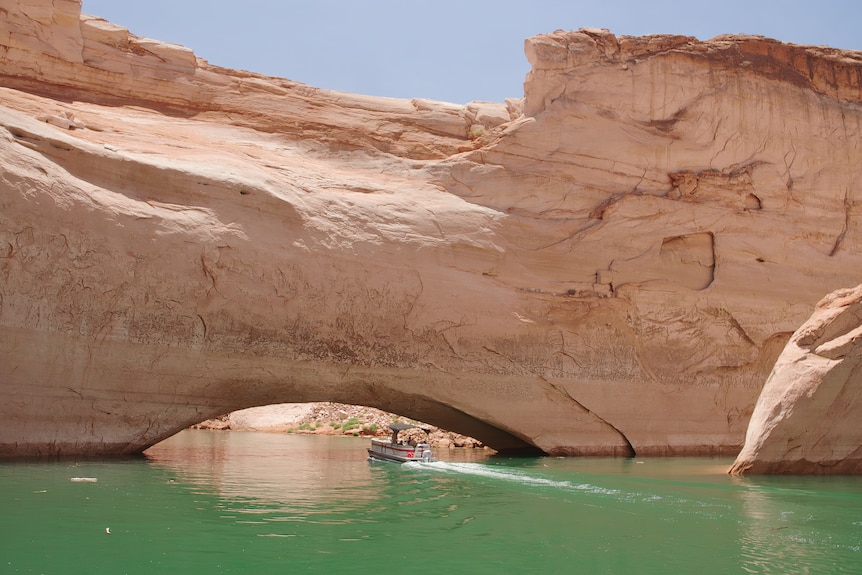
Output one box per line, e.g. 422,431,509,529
367,440,435,463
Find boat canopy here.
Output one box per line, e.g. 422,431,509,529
387,423,431,443
388,423,430,433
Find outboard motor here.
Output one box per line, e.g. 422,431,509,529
418,443,433,462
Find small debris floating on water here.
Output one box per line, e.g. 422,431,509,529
70,477,98,482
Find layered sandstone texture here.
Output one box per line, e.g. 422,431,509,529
730,286,862,475
3,1,862,459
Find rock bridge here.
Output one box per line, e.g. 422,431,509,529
3,2,862,462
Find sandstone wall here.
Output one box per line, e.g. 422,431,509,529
2,2,862,458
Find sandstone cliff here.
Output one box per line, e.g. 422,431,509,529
729,286,862,474
3,1,862,459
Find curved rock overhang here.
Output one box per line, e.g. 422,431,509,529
0,328,547,457
3,2,862,463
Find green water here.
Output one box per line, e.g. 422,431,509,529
2,431,861,574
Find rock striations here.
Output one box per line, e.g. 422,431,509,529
2,1,862,464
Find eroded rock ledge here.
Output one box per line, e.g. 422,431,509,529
2,1,862,463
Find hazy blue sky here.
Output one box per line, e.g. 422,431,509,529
81,1,862,104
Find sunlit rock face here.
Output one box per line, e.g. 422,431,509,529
729,286,862,475
2,2,862,459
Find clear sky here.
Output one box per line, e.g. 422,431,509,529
81,0,862,105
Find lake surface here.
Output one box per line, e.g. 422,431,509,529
2,430,861,574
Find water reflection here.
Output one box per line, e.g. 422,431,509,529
143,429,496,542
5,433,861,574
734,476,862,573
142,432,862,574
145,430,380,509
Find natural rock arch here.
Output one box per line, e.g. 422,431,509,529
4,4,862,465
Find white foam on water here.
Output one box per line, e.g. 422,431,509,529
405,461,620,495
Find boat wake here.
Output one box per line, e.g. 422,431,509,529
403,461,620,495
